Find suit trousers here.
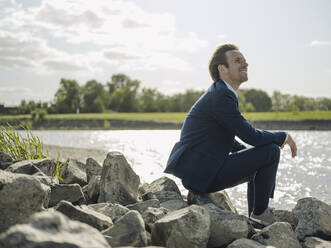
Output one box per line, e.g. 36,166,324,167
181,143,281,216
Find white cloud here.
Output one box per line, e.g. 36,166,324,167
217,34,227,39
0,30,94,73
0,87,32,94
309,40,330,47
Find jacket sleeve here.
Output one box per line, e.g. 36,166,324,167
212,90,286,147
232,139,246,152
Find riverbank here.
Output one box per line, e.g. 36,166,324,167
1,117,331,130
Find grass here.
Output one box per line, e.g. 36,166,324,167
1,111,331,122
0,124,64,182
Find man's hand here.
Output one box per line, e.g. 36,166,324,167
281,134,297,158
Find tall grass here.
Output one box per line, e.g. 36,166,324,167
0,124,64,181
0,124,46,160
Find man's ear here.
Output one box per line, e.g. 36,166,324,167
218,64,225,74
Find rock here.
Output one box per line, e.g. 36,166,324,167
202,203,252,248
142,207,169,232
271,208,298,230
127,199,160,214
188,190,237,213
86,157,103,183
0,211,111,248
6,158,57,178
151,205,211,248
143,190,183,203
209,190,238,214
142,177,182,203
49,183,86,207
59,158,87,187
160,199,188,211
293,197,331,241
55,200,112,231
0,170,50,233
98,152,140,205
227,238,267,247
102,210,148,247
302,237,331,248
252,222,301,248
86,175,101,203
0,151,13,170
33,171,58,186
88,203,130,223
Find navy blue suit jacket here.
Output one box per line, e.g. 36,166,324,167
164,80,286,192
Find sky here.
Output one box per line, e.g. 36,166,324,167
0,0,330,106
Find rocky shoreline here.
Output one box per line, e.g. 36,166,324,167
0,150,331,248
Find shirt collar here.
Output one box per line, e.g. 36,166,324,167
222,80,238,98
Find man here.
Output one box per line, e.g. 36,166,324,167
164,44,297,226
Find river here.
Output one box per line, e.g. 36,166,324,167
29,130,331,215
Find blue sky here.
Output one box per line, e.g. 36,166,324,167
0,0,330,106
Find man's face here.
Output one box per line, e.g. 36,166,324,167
223,50,248,84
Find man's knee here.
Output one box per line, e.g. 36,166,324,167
265,143,280,162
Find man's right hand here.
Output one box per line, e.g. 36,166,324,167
281,134,297,158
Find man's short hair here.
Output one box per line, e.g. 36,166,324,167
208,44,239,82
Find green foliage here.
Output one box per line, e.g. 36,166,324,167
31,109,47,123
240,89,272,112
0,124,46,160
53,78,81,113
82,80,107,113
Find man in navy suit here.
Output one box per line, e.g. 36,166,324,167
164,44,297,226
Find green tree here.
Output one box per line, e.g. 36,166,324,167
107,74,140,112
139,88,160,112
242,89,272,112
54,79,81,113
82,80,107,113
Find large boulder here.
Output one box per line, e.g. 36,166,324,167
252,222,301,248
0,211,111,248
271,208,298,230
227,238,267,248
0,170,50,233
49,183,86,207
98,152,140,205
126,199,160,214
88,202,130,223
160,199,188,212
142,207,169,232
302,237,331,248
6,158,57,178
86,175,101,203
102,210,148,247
59,158,87,187
293,197,331,240
86,157,103,183
55,200,112,231
202,203,252,248
151,205,211,248
142,177,183,203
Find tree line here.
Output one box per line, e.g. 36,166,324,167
11,73,331,115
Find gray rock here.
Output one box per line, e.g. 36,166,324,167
86,157,103,183
188,190,237,213
271,208,298,230
55,200,112,231
87,175,101,203
160,199,189,211
293,197,331,241
6,158,57,178
209,190,238,214
227,238,267,248
151,205,211,248
49,183,86,207
0,211,111,248
302,237,331,248
252,222,301,248
143,190,183,203
98,152,140,205
59,158,87,187
0,151,13,164
88,203,130,223
142,207,169,232
202,203,251,248
127,199,160,214
103,210,148,247
33,171,58,186
0,170,50,233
